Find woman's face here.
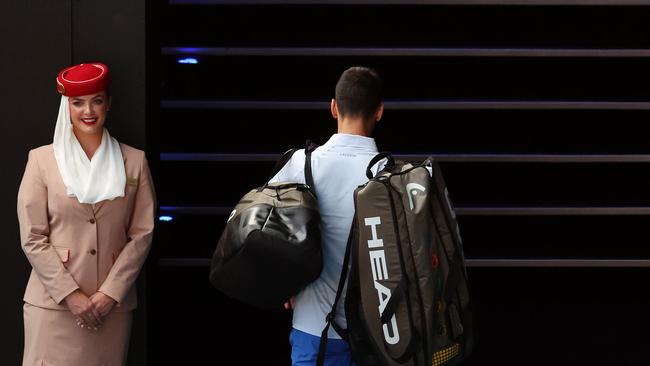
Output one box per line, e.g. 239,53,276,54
68,91,111,136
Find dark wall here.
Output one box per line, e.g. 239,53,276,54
0,2,71,364
71,0,147,148
0,1,146,364
153,3,650,365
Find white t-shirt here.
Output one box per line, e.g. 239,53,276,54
269,133,383,338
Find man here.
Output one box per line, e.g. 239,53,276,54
269,66,385,366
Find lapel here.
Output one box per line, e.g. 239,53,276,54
81,202,96,217
92,201,104,215
48,148,96,217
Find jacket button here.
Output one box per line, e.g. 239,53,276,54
89,218,96,224
89,249,97,255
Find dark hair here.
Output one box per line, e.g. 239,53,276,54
335,66,383,120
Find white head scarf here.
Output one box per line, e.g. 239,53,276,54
53,95,126,204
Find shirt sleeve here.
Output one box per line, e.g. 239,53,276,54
267,148,307,184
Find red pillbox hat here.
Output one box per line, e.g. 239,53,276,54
56,63,111,97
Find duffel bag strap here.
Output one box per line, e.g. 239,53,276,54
316,221,355,366
366,152,394,179
264,140,318,192
304,140,318,197
266,148,299,183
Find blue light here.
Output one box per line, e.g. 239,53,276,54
159,215,174,222
178,57,198,64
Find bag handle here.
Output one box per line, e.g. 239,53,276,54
264,140,318,192
266,148,299,183
366,152,394,179
304,140,318,197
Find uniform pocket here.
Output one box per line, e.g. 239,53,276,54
52,245,70,267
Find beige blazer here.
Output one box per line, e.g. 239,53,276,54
17,143,155,312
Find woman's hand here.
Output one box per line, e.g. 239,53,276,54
88,292,117,317
64,289,102,330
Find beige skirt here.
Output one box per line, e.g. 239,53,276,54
23,303,132,366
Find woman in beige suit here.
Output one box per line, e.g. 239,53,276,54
17,62,155,366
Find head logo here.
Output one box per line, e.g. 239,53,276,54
365,216,400,345
406,183,426,211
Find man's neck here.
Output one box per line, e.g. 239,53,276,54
337,117,373,137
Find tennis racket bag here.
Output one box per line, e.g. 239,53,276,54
319,154,474,366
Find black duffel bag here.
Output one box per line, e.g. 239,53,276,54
209,142,322,308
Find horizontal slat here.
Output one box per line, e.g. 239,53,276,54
161,153,281,162
161,6,650,52
160,258,212,267
169,0,650,5
163,47,650,58
161,100,325,109
159,206,650,216
469,259,650,267
456,207,650,215
157,162,650,206
160,206,233,215
164,57,650,100
157,109,650,154
155,214,650,259
158,258,650,268
160,100,650,110
160,153,650,163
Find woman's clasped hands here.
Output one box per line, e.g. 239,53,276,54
64,289,116,331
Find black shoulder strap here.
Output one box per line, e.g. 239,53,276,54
316,220,355,366
366,152,395,179
266,148,299,183
266,140,318,187
304,140,318,197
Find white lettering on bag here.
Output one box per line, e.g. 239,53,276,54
365,216,400,345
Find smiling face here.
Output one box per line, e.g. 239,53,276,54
68,91,111,136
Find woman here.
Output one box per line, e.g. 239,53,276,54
17,62,155,366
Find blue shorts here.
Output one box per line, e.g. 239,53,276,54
289,328,356,366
